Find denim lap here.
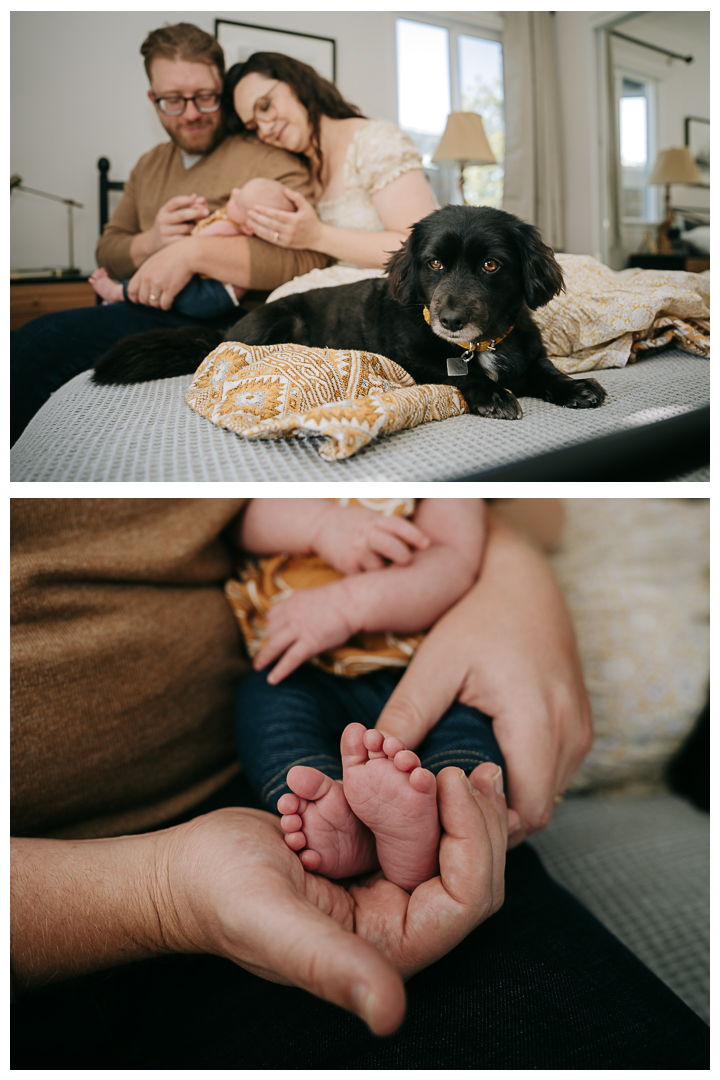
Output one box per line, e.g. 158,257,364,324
234,665,505,812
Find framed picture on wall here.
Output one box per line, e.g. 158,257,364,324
215,20,336,82
684,116,710,187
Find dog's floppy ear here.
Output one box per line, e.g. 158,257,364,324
512,220,564,310
385,231,419,306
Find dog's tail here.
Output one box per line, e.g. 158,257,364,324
92,325,228,385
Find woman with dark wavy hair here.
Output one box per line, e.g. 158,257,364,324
223,52,437,275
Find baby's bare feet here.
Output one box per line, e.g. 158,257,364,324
341,723,440,893
278,766,378,879
89,267,124,304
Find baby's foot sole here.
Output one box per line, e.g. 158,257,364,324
341,723,440,893
278,766,378,879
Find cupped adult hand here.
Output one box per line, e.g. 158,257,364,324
246,188,324,250
125,240,197,309
158,762,506,1036
374,514,593,847
150,194,209,249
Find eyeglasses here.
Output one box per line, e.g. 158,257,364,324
241,81,281,132
152,93,221,116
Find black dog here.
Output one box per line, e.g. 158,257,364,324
93,205,606,419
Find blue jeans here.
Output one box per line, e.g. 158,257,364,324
234,665,505,812
10,302,236,445
122,275,237,319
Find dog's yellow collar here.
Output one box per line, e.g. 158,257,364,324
423,306,514,352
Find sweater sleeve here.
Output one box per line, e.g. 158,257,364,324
94,162,142,281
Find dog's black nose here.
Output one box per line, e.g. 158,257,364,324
439,311,466,332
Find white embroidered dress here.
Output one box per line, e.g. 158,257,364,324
268,118,426,301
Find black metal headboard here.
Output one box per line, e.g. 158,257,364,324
98,158,126,233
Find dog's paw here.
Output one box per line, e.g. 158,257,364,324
465,386,523,420
560,378,607,409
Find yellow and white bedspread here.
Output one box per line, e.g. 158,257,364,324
540,255,709,373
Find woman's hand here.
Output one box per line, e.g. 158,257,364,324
374,513,593,848
246,188,325,250
162,761,507,1034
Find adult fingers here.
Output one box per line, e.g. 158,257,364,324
492,698,562,838
245,884,406,1036
436,766,506,919
375,632,469,748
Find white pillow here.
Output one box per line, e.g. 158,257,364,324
680,226,710,255
550,499,709,794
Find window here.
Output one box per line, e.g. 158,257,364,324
396,17,504,207
616,73,657,222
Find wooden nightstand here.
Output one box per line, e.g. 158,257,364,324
628,254,710,273
10,276,97,331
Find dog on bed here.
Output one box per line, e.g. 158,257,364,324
93,205,606,419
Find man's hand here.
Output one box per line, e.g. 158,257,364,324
375,514,592,848
312,505,430,575
162,761,507,1035
125,239,198,309
129,195,209,267
253,585,354,684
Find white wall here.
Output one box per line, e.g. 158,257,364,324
10,10,399,274
553,10,710,262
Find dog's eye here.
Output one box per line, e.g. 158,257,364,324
483,259,500,273
428,258,444,271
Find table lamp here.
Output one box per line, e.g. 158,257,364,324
647,147,702,255
432,113,496,205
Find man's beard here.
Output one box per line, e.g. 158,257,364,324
171,116,225,155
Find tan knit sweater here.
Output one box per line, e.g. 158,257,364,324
11,498,251,840
95,135,327,289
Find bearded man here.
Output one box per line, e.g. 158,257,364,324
10,22,326,445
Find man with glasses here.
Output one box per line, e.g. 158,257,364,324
11,22,325,447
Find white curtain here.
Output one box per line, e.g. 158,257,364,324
502,11,565,250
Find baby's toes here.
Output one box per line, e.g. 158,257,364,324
299,849,322,871
280,812,303,834
393,748,422,773
409,766,436,795
277,792,302,816
382,735,407,758
283,830,307,852
363,728,385,757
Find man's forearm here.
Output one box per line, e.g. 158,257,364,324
129,228,159,269
10,831,185,994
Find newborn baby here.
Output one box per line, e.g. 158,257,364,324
89,178,294,318
228,498,506,894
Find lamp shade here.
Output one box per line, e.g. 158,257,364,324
647,147,702,186
432,112,496,165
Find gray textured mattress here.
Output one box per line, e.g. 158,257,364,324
10,348,708,482
530,793,709,1023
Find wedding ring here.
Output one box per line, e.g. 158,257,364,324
554,794,564,804
149,294,157,301
273,231,280,243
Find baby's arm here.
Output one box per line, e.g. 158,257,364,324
238,499,430,574
256,500,487,683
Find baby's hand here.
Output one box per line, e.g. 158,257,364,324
254,585,354,684
313,506,430,576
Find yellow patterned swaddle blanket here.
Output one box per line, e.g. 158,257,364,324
225,498,425,677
